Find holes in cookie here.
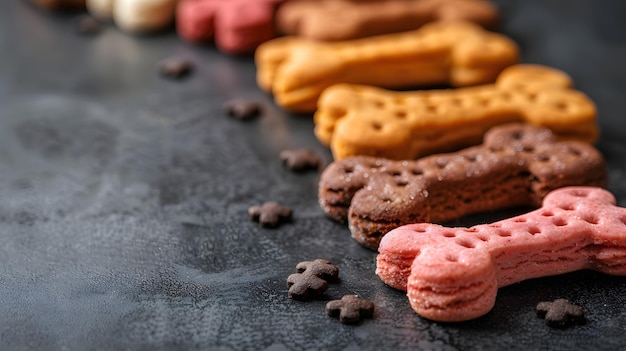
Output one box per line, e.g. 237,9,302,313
373,100,386,109
424,104,438,114
553,101,568,111
582,214,600,225
526,92,538,102
435,159,447,169
456,239,475,249
541,210,554,217
371,122,383,131
464,154,477,162
450,97,463,107
394,179,409,187
394,110,407,120
497,230,512,237
476,234,489,242
568,147,582,157
528,226,541,235
552,217,568,226
342,165,354,173
535,154,550,162
513,217,527,223
442,232,456,238
411,168,424,176
520,145,535,153
329,107,347,119
511,130,524,140
412,226,427,233
559,203,575,211
386,169,401,177
500,92,512,102
445,254,458,263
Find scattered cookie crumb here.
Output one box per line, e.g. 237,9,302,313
159,57,193,79
76,15,101,35
286,259,339,301
280,149,321,172
326,295,375,324
223,99,263,120
536,299,585,328
248,201,292,228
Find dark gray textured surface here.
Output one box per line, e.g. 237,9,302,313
2,1,626,350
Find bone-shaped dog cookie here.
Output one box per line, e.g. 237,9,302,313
256,21,518,112
319,123,607,250
177,0,284,54
376,186,626,322
87,0,177,33
277,0,500,41
315,64,598,160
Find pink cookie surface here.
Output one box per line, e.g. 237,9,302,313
177,0,284,54
376,186,626,322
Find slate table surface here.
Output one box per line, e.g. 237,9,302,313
2,1,626,350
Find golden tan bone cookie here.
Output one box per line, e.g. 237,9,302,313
315,64,598,161
255,21,519,112
276,0,500,41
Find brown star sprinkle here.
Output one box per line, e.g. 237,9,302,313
159,57,193,79
248,201,292,228
223,99,263,120
286,259,339,301
76,15,101,35
326,295,375,324
280,149,322,172
536,299,585,328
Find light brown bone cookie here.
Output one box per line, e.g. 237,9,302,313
276,0,500,41
319,123,607,250
376,186,626,322
315,64,598,161
255,21,519,112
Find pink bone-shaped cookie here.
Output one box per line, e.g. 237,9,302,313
176,0,284,54
376,186,626,322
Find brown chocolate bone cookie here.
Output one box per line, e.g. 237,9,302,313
277,0,500,41
287,259,339,300
319,123,607,250
326,295,375,324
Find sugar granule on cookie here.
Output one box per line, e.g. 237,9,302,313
287,259,339,301
248,201,292,228
159,57,193,79
280,149,322,172
223,99,263,120
536,299,585,328
326,295,374,324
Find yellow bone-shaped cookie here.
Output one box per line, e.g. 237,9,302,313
315,64,598,160
256,21,519,112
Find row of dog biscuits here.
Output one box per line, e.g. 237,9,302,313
319,123,607,249
315,64,598,160
256,21,519,112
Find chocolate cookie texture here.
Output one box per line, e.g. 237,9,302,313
319,123,607,249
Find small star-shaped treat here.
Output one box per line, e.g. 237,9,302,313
326,295,375,324
280,149,322,172
248,201,292,228
159,57,194,79
536,299,585,328
76,15,101,36
223,99,263,120
286,259,339,301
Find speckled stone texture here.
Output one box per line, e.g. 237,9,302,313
2,1,626,350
